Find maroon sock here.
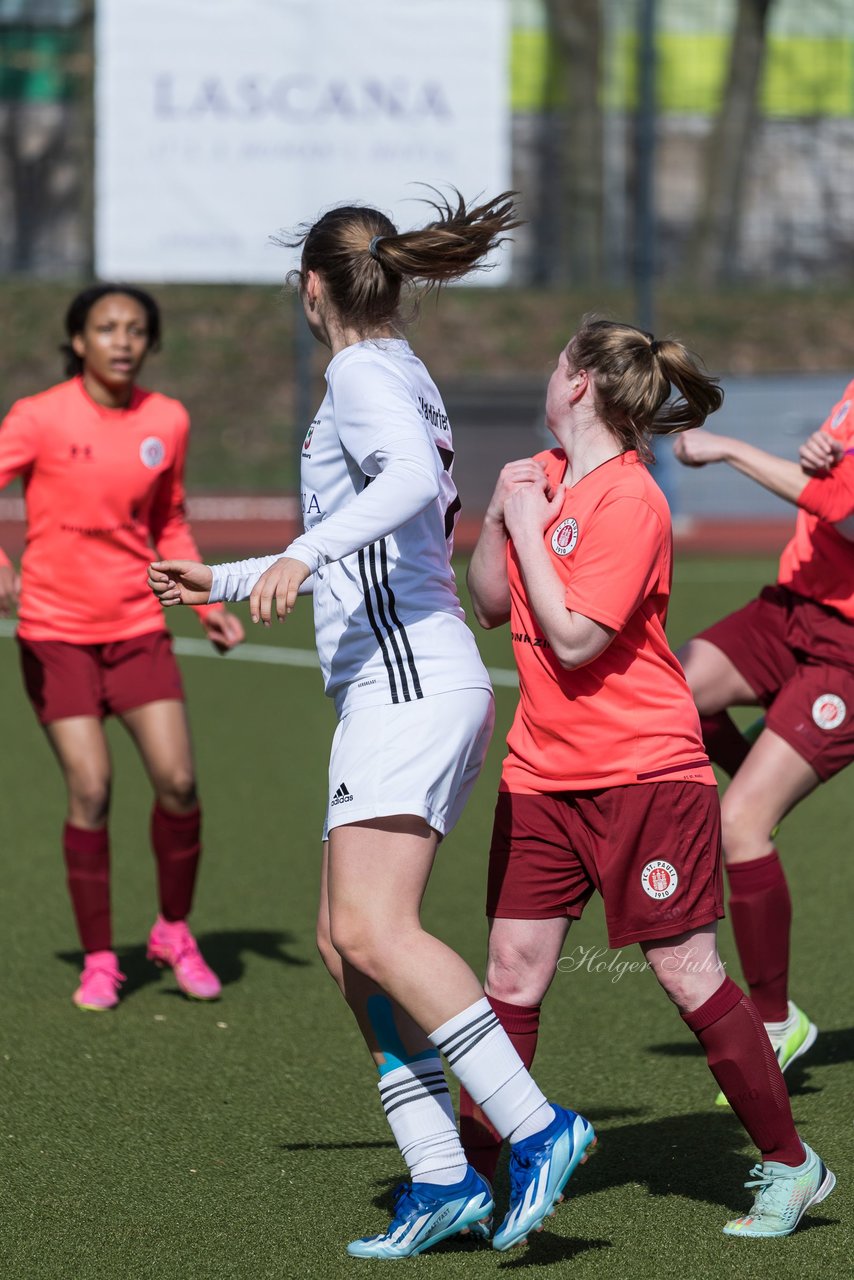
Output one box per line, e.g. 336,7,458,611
63,823,111,953
459,996,541,1181
151,804,201,922
683,977,803,1166
699,712,751,778
727,850,791,1022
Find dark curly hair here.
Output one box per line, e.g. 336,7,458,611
61,284,161,377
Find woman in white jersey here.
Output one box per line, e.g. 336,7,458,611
148,192,594,1257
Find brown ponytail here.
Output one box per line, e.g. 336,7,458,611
568,318,723,459
278,188,520,334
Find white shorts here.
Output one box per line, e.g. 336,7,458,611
323,686,495,840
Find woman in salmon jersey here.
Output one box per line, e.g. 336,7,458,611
149,192,598,1258
671,384,854,1097
462,319,834,1238
0,284,243,1012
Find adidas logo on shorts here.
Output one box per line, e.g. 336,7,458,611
331,782,353,807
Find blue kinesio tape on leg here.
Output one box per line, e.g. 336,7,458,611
367,994,435,1076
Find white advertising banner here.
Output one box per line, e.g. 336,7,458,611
95,0,511,282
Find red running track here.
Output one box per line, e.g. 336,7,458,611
0,503,793,560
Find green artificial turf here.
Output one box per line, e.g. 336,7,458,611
1,558,851,1278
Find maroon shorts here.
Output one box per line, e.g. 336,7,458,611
18,630,184,725
486,782,723,949
699,584,854,781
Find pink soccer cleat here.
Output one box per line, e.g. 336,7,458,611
147,916,221,1000
73,950,126,1012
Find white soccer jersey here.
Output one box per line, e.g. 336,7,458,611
209,339,490,716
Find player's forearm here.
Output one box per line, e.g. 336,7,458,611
209,553,284,602
467,516,510,628
721,438,809,506
286,453,440,575
512,537,612,669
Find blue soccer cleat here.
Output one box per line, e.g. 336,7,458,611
346,1165,493,1258
492,1106,596,1251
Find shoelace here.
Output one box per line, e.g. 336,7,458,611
389,1181,418,1220
508,1150,534,1202
743,1164,775,1193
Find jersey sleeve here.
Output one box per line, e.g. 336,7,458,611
797,454,854,523
283,358,441,575
208,553,286,602
148,409,222,620
0,400,41,569
564,497,666,631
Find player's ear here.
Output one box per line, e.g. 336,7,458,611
71,333,86,358
305,269,322,310
568,368,588,404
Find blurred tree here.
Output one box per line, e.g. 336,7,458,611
0,0,91,275
687,0,776,285
542,0,604,285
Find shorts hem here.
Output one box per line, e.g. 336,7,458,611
327,802,447,838
763,717,833,781
486,906,585,921
37,688,186,726
606,909,724,950
110,690,185,716
696,634,767,704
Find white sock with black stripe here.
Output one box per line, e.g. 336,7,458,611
378,1056,468,1185
430,997,554,1145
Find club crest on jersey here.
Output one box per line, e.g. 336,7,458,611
830,401,850,432
641,860,679,900
551,517,578,556
139,436,165,469
812,693,846,730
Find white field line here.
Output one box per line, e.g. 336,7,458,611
0,557,773,682
0,620,521,688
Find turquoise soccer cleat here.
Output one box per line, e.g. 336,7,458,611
723,1143,835,1237
346,1165,493,1258
492,1106,596,1251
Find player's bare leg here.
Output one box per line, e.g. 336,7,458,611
318,835,492,1242
677,638,761,776
720,728,818,865
459,916,571,1179
677,638,758,714
327,817,592,1254
120,698,198,814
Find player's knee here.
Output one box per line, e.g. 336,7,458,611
720,789,768,856
652,960,725,1014
156,773,198,812
328,914,384,982
486,945,550,1006
68,776,111,826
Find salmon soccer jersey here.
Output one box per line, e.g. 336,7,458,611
779,379,854,619
502,449,715,793
0,377,216,642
